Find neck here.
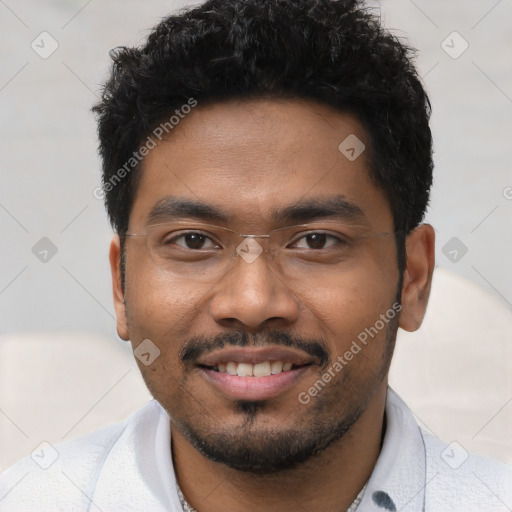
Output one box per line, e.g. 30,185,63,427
171,385,387,512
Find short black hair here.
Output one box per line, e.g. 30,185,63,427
92,0,433,276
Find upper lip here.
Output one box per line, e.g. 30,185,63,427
196,346,318,367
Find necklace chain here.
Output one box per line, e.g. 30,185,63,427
177,482,367,512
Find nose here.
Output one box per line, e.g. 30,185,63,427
209,249,300,329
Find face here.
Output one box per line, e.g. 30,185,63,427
110,99,433,474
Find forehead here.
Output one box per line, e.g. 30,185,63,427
128,98,393,231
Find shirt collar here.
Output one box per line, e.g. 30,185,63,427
356,387,426,512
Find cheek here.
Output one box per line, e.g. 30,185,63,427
124,249,198,333
124,263,212,389
125,282,187,402
300,260,398,352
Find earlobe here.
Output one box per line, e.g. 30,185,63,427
398,224,435,332
109,235,130,341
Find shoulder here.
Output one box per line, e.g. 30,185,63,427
386,389,512,511
0,400,159,511
422,429,512,511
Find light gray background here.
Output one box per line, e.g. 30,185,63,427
1,0,511,336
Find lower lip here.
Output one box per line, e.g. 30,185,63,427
199,366,311,401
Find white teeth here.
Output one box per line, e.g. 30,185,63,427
270,361,284,374
226,362,238,375
253,361,272,377
237,362,253,377
215,361,297,376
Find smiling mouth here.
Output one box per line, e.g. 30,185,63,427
198,361,313,377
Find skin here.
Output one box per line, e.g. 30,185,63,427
109,98,435,512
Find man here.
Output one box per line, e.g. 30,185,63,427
1,0,510,510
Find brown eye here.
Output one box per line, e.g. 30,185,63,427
291,232,345,250
305,233,328,249
166,232,218,250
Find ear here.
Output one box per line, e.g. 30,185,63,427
109,235,129,340
398,224,435,332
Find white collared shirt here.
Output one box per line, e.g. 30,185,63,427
1,388,511,511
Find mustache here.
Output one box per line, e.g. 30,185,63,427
180,329,329,367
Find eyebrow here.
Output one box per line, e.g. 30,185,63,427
275,196,366,225
146,195,366,227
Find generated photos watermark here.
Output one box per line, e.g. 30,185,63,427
93,97,198,200
298,302,402,405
